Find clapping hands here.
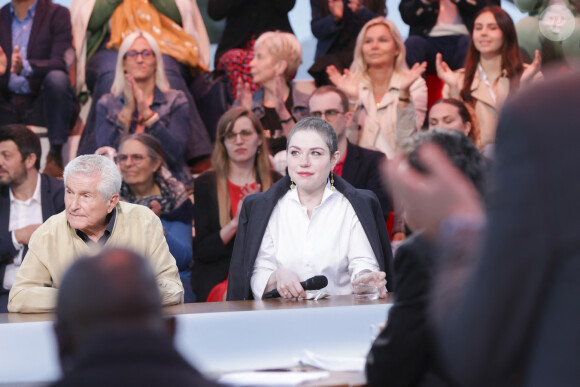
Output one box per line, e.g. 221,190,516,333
326,65,359,100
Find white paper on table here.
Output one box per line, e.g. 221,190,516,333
218,371,329,386
298,350,366,372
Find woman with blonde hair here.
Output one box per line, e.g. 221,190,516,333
328,17,428,158
192,107,280,302
95,31,192,186
237,31,309,147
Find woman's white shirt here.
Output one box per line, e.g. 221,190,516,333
251,183,379,299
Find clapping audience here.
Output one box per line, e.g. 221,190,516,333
237,31,308,149
436,6,542,147
6,3,580,386
94,32,193,187
328,18,427,158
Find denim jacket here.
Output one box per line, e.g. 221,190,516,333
95,87,191,171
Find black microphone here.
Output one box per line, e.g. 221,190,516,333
263,275,328,299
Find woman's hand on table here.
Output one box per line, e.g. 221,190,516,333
272,268,306,299
352,271,387,298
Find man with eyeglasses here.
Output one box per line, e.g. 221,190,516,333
8,154,183,313
309,86,391,220
0,0,76,177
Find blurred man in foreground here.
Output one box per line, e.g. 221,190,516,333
52,248,221,387
384,72,580,386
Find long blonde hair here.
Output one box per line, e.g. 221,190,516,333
212,107,274,227
110,31,170,96
350,18,408,84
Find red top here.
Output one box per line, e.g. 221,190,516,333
333,147,348,177
228,180,257,217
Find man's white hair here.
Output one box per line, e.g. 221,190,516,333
64,155,122,202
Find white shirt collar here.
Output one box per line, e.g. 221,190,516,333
289,180,336,208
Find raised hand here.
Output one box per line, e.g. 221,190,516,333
382,143,483,239
435,53,459,96
521,49,542,85
236,78,253,110
328,0,344,21
10,46,23,75
400,61,427,95
347,0,363,13
326,65,359,100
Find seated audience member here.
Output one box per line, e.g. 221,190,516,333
0,125,64,313
308,85,391,220
227,117,392,301
208,0,296,99
436,6,542,148
193,107,279,302
428,98,480,147
95,31,192,188
237,31,308,152
51,248,222,387
0,0,75,175
327,18,427,158
366,129,486,387
8,154,183,313
309,0,386,86
400,0,498,74
515,0,580,67
117,133,194,296
384,72,580,386
71,0,212,161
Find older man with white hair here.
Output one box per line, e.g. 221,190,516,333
8,155,183,313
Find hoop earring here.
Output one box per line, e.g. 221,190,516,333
330,172,335,191
290,179,296,190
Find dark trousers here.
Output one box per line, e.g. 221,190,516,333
0,292,8,314
0,70,74,146
78,49,213,159
405,34,471,74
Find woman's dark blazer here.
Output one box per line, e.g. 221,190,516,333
226,174,394,301
192,170,281,302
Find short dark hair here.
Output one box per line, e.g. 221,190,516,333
288,117,338,156
309,85,349,112
403,129,487,195
0,124,42,170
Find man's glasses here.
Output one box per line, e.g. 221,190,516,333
310,109,343,122
223,129,255,143
124,50,155,59
116,153,149,164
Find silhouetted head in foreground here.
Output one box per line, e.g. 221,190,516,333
53,248,176,371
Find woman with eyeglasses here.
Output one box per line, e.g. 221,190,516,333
95,31,193,187
192,107,280,302
117,133,195,300
327,17,427,159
